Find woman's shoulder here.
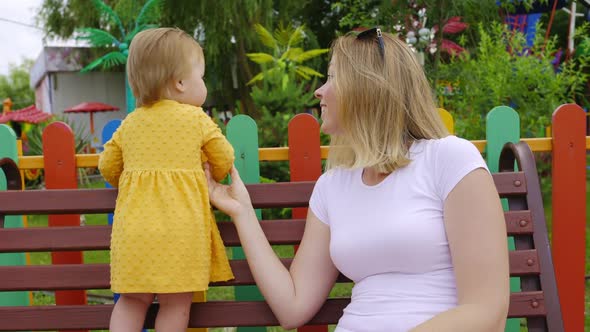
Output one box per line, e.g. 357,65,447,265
433,135,480,158
316,167,357,188
413,135,478,157
409,135,484,177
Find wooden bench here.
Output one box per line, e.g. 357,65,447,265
0,142,563,331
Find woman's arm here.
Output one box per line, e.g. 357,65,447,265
206,165,340,329
411,168,510,332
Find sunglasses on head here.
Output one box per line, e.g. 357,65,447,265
349,27,385,60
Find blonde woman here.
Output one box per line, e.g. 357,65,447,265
206,28,509,332
99,28,234,331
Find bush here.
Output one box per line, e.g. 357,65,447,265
437,22,590,140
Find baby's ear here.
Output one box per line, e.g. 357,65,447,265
175,79,186,92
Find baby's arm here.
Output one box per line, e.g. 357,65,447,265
98,128,124,187
201,115,234,182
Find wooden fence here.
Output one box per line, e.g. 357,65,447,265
0,104,587,332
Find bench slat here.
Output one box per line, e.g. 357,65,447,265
0,182,316,215
0,210,533,252
0,225,112,252
505,210,534,235
0,220,306,252
507,291,546,318
0,291,545,331
493,172,527,196
0,299,348,330
0,250,539,291
0,173,524,216
0,259,349,291
0,188,117,215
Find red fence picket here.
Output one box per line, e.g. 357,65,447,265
551,104,586,332
288,113,325,332
42,122,87,332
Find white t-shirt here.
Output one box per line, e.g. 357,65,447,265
309,135,488,332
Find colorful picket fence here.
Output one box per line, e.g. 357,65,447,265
0,103,587,332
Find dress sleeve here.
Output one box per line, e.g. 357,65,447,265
434,135,489,201
200,112,234,182
98,127,124,187
309,173,329,225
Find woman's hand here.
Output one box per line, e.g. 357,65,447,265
204,163,253,218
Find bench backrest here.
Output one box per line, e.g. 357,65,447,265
0,142,563,331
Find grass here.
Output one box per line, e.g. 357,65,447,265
21,170,590,331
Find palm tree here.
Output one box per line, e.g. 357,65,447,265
76,0,161,113
246,23,329,86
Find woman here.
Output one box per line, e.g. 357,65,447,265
205,28,509,332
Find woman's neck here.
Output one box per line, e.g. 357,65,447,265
361,166,389,186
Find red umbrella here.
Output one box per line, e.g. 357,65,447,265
64,102,120,135
0,105,52,124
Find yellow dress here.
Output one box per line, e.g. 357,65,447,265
98,99,234,293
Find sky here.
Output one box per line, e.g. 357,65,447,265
0,0,47,76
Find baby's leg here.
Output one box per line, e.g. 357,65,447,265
109,293,155,332
155,292,194,332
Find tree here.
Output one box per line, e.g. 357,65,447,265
0,60,36,110
36,0,338,118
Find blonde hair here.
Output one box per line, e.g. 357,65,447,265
327,30,448,173
127,27,203,107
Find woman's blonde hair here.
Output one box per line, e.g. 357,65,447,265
127,27,203,107
327,30,448,173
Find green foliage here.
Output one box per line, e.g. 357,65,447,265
75,0,161,73
250,73,318,113
92,0,126,36
80,51,128,73
76,28,120,48
437,22,590,140
331,0,384,32
0,60,35,110
118,0,162,31
246,23,328,85
247,22,325,157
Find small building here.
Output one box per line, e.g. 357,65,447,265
29,46,127,142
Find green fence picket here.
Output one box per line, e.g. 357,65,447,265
486,106,520,332
0,124,29,306
226,115,265,332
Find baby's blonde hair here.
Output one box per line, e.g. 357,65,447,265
327,30,448,173
127,27,203,107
